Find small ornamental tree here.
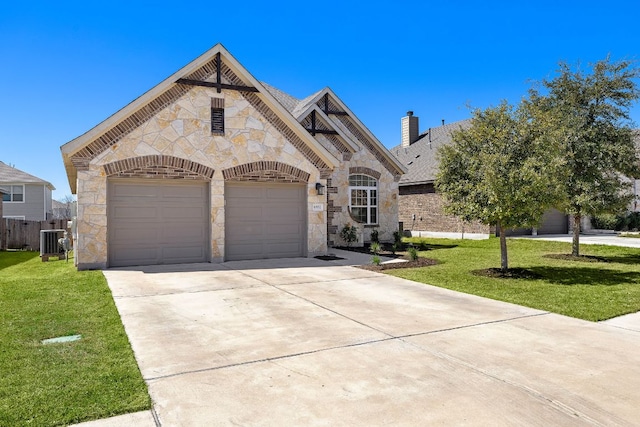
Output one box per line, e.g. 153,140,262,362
530,57,640,256
436,101,562,271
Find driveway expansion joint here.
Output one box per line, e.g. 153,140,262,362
144,312,551,383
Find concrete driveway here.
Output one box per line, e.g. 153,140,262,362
101,253,640,426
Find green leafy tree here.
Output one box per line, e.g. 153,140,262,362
530,57,640,256
436,101,562,271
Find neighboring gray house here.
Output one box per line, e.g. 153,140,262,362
0,161,55,221
391,112,568,237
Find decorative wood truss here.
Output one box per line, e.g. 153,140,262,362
177,52,259,93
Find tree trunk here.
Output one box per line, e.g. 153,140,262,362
498,221,508,271
572,212,581,256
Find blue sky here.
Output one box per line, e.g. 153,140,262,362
1,1,639,199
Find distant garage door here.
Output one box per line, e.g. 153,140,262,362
225,183,306,261
108,180,209,267
538,208,568,234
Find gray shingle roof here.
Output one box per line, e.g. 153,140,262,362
260,82,300,113
0,161,54,188
260,81,324,118
390,119,471,185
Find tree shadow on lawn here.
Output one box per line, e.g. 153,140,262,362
0,250,39,271
528,266,640,286
600,254,640,265
544,253,640,265
421,243,458,250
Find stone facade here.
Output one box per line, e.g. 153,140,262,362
314,134,400,246
75,87,327,269
65,45,405,269
399,184,489,234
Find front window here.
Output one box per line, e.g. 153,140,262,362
349,174,377,224
2,185,24,202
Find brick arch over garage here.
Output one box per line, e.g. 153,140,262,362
222,161,310,183
103,155,215,179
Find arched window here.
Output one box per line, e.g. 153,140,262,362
348,174,377,224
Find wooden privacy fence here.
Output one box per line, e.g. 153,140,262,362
1,219,69,251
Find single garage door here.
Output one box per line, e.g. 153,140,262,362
225,182,306,261
108,180,209,267
538,208,568,234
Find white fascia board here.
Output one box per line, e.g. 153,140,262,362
61,43,340,172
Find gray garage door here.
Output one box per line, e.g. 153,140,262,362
225,183,306,261
108,180,209,267
538,208,568,234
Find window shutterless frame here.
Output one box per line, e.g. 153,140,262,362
2,185,24,202
348,174,378,224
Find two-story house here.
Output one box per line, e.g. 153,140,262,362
0,161,55,221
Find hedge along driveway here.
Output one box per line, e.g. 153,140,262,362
0,252,151,426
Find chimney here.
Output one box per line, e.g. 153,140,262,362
401,111,419,147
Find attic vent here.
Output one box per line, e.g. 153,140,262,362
211,98,224,135
415,154,420,158
408,161,413,165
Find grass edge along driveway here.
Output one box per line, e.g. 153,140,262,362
388,237,640,322
0,251,151,427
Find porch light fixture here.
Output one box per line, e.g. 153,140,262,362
315,182,325,195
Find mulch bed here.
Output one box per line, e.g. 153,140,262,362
331,244,439,271
314,255,345,261
356,257,438,271
472,268,542,279
543,254,608,263
333,245,404,259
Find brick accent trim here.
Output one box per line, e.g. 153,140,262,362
300,114,352,154
223,161,310,183
348,166,381,180
70,57,222,170
331,111,402,176
103,155,215,179
218,62,332,174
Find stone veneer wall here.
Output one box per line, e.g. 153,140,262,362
312,132,400,246
399,183,489,234
75,87,327,269
328,151,399,246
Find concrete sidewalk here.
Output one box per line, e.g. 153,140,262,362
514,233,640,248
73,251,640,426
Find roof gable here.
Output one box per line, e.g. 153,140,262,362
263,85,407,176
0,161,54,189
60,44,340,192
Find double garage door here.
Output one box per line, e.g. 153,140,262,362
108,180,306,267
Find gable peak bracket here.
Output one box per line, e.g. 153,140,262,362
176,53,258,93
305,110,338,136
322,93,348,116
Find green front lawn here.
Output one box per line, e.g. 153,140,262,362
388,237,640,321
0,252,151,426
